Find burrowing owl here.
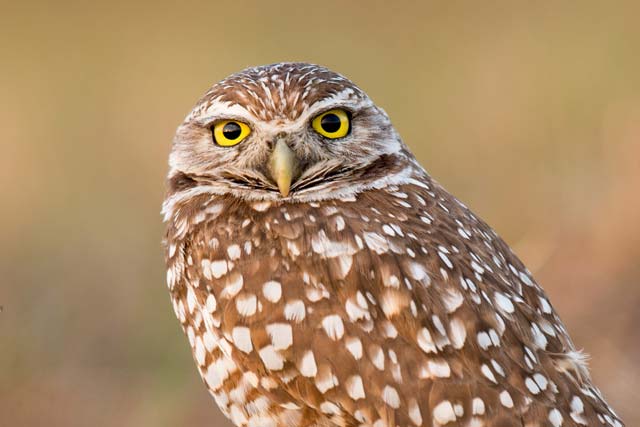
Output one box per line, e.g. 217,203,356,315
163,63,623,427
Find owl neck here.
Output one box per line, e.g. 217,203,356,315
164,169,431,224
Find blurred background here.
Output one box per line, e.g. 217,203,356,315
1,0,638,425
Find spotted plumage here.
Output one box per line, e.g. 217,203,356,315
163,63,624,427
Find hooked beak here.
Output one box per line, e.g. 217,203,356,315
268,140,299,197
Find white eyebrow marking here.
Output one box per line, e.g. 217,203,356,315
191,89,373,135
195,101,255,122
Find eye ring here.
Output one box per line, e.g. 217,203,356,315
312,109,351,139
212,120,251,146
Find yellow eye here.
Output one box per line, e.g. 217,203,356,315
312,109,350,139
212,120,251,146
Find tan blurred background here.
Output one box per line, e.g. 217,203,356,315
1,0,638,425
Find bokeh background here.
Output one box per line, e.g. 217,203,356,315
1,1,638,425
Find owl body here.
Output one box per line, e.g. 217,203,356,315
163,63,623,427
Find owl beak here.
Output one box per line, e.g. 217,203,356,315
269,139,299,197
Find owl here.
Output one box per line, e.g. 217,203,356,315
163,63,624,427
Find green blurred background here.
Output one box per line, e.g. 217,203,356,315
1,1,638,425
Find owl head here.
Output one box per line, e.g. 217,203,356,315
167,63,413,202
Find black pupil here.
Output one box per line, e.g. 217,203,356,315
222,122,242,140
320,113,342,133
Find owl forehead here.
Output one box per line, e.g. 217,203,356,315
190,63,368,123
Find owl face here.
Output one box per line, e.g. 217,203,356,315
168,63,410,202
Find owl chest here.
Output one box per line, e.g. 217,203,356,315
185,201,437,338
191,219,316,320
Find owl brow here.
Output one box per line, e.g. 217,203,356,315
193,99,259,123
304,97,372,118
194,113,257,128
306,103,356,118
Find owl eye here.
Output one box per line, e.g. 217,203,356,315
212,120,251,146
312,109,350,139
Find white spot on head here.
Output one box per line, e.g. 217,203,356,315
531,323,548,349
437,251,453,269
420,215,432,224
525,377,541,394
477,331,491,350
362,231,389,254
520,271,534,286
499,390,514,408
442,288,464,312
432,315,446,336
481,364,497,383
533,373,548,390
458,227,471,239
538,318,557,336
570,395,584,414
549,408,563,427
489,329,500,346
406,261,430,284
382,224,396,236
491,359,505,377
471,260,485,275
539,296,552,313
494,292,515,313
